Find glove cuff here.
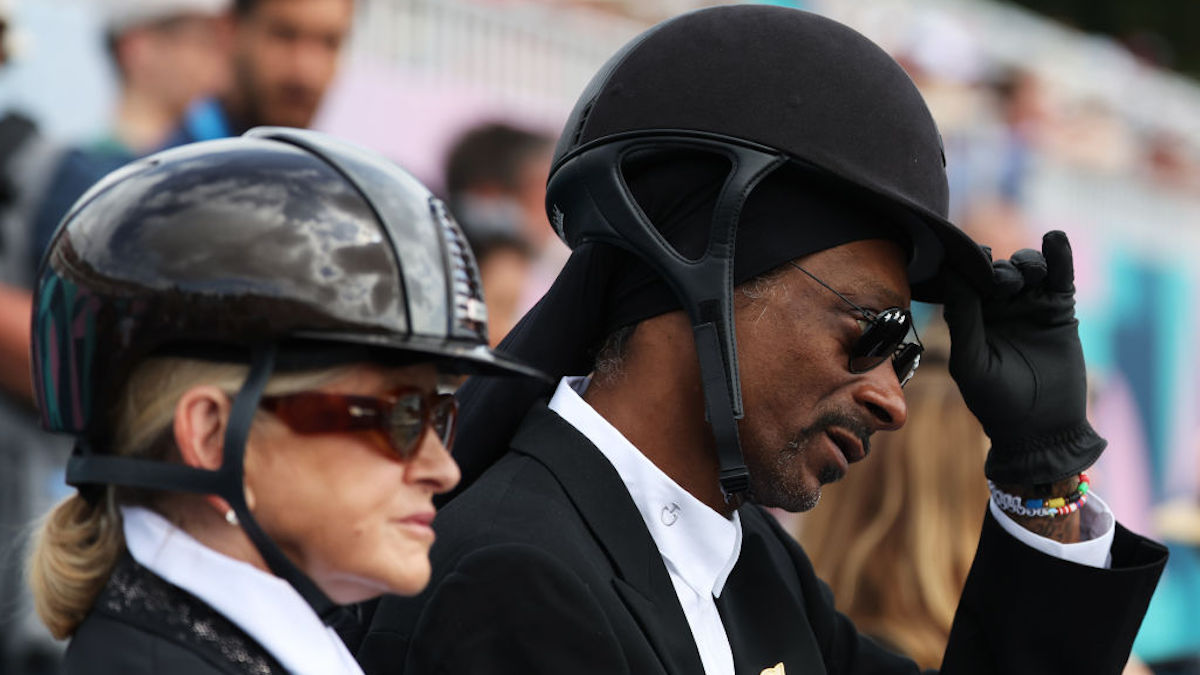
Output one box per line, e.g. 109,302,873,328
984,420,1107,486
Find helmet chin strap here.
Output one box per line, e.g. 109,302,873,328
220,345,349,626
548,132,786,505
65,344,350,626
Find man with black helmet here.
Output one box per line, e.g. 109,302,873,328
359,7,1166,675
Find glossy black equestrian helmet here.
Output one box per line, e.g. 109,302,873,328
34,127,540,438
31,127,542,622
544,6,992,502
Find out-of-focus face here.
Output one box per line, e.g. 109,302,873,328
232,0,353,128
734,239,911,512
516,150,553,248
244,362,460,603
478,246,533,347
126,15,232,117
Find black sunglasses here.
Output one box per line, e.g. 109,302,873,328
789,262,924,387
259,388,458,459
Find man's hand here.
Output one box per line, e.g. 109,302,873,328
942,231,1105,488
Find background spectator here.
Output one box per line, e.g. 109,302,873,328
30,0,232,266
0,3,73,672
31,0,355,263
443,121,554,343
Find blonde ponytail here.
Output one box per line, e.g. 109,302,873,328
27,491,123,639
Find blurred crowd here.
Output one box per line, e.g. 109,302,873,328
1,0,1199,674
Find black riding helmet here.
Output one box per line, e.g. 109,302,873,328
31,127,542,623
543,6,993,503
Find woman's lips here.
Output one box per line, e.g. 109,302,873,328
401,512,435,527
395,511,437,541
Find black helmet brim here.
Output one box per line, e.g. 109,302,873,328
286,331,550,381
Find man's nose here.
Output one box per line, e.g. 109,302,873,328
852,361,908,432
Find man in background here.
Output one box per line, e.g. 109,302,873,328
99,0,232,159
165,0,355,145
31,0,355,263
30,0,231,262
444,122,554,345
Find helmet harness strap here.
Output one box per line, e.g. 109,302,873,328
65,344,350,627
548,132,786,505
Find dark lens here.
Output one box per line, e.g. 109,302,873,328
892,343,923,387
848,308,911,373
389,392,426,458
431,394,458,447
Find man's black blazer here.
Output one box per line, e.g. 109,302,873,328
357,402,1167,675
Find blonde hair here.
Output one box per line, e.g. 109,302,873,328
795,360,989,670
28,357,347,639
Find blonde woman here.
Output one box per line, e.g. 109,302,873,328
27,129,539,674
795,345,988,670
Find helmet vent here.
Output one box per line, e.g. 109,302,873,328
431,198,488,337
569,100,595,150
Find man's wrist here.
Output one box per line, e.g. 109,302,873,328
992,476,1083,543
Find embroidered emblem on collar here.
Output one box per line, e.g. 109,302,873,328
660,503,680,526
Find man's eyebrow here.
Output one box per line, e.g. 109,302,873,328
841,279,908,309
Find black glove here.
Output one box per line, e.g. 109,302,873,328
942,230,1105,485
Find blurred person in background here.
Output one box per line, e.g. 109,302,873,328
0,2,76,672
444,122,551,346
0,0,52,400
166,0,354,144
96,0,233,159
26,129,537,674
794,334,989,671
31,0,232,268
462,230,533,349
445,122,555,255
1132,482,1200,674
31,0,355,265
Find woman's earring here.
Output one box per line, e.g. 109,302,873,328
225,510,239,527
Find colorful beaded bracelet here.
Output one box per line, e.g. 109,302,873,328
988,473,1091,518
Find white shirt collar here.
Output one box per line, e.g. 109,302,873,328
121,506,363,675
548,376,742,598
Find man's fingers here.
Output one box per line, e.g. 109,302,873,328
1042,230,1075,293
942,272,989,378
1010,248,1048,287
991,259,1024,299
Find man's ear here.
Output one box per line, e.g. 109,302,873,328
174,386,233,514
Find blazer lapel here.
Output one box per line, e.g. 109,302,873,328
716,508,826,675
511,403,706,675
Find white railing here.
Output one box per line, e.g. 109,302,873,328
353,0,646,112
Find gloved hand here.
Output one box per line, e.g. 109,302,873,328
942,230,1105,485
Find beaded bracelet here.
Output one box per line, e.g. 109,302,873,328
988,473,1091,518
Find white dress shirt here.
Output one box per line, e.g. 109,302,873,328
547,376,1117,675
549,377,742,675
122,506,364,675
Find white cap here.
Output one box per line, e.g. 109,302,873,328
105,0,230,35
